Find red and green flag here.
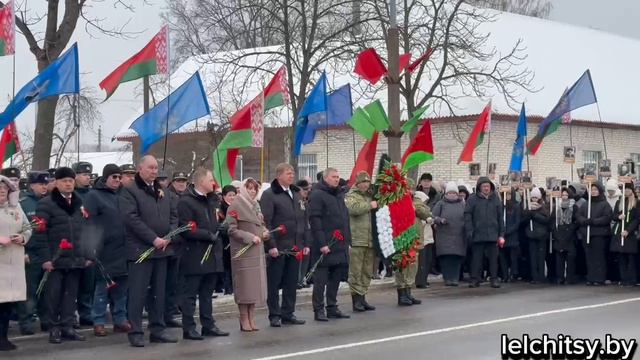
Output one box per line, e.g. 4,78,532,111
402,120,434,170
0,0,15,57
348,132,379,187
0,121,19,166
99,26,168,100
264,66,289,111
458,101,492,164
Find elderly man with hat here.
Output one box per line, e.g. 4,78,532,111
15,171,50,335
169,172,188,197
31,167,90,343
345,171,378,312
157,170,170,189
71,162,96,327
120,164,136,188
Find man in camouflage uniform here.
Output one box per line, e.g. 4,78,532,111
345,172,377,312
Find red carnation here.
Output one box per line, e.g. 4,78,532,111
32,216,47,232
278,225,287,235
229,211,239,220
59,239,73,250
294,251,304,263
188,221,198,233
292,245,300,252
390,183,398,192
332,230,344,241
106,281,118,291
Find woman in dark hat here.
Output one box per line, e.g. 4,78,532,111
610,179,639,286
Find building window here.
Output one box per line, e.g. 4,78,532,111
582,150,601,175
631,153,640,165
298,154,317,181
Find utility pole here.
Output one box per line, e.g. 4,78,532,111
97,126,102,152
386,0,402,162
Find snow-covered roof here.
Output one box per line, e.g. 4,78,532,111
115,9,640,139
55,151,134,173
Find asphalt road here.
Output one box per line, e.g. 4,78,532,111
5,282,640,360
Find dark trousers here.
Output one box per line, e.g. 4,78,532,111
439,255,463,283
267,255,299,320
164,256,180,321
298,253,311,285
499,247,519,280
0,302,13,340
17,262,49,330
181,273,219,332
618,253,637,285
415,244,434,286
555,251,576,283
528,238,547,282
583,236,607,283
77,265,96,322
471,243,498,281
45,269,81,330
128,258,167,336
312,264,345,312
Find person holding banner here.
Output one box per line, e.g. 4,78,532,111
499,190,522,283
609,179,639,287
523,188,550,284
551,188,579,285
576,182,612,286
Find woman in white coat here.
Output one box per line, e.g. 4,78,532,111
0,175,31,351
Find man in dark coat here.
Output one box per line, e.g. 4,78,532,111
576,182,612,285
16,171,50,335
308,168,351,322
120,164,136,188
120,155,178,347
465,176,504,288
83,164,131,337
71,161,95,327
177,168,229,340
260,163,311,327
32,167,89,343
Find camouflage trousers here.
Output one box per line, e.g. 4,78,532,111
394,261,418,289
348,246,376,295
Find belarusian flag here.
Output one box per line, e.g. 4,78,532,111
458,101,491,164
402,120,434,170
0,121,20,166
0,0,15,57
264,66,289,111
99,26,168,100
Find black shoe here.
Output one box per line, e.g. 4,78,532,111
281,316,306,325
0,338,17,351
468,281,480,288
41,323,50,332
352,294,366,312
406,288,422,305
397,288,413,306
269,317,282,327
314,311,328,322
592,282,605,287
150,332,178,343
327,308,350,319
49,328,62,344
165,319,182,328
416,283,430,289
490,279,501,288
361,296,376,311
585,281,594,286
79,318,94,327
201,325,230,337
61,328,86,341
183,330,204,340
128,334,145,347
20,327,35,336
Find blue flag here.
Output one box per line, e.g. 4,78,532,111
0,43,80,129
304,84,353,144
509,104,527,172
130,72,210,154
294,72,327,156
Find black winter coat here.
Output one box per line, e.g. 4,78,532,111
178,185,223,275
464,177,504,243
20,190,44,257
83,178,128,277
120,173,178,261
523,203,550,241
504,202,522,248
260,179,311,251
610,199,639,254
308,180,351,267
31,188,87,269
576,183,612,239
550,205,578,253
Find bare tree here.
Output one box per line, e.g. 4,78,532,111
469,0,552,18
1,0,142,170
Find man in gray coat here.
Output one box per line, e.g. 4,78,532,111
120,156,178,347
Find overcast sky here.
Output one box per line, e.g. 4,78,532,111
0,0,638,147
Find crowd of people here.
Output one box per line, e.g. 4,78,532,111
0,156,638,352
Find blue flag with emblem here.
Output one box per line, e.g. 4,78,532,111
130,72,210,154
0,43,80,130
509,104,527,173
294,72,328,156
303,84,353,145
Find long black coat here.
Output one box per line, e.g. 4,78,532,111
83,178,127,277
550,205,578,253
177,185,223,275
259,179,311,251
464,177,504,243
576,183,612,239
523,204,550,241
504,202,522,248
120,173,178,261
31,188,87,269
610,199,639,254
308,180,351,267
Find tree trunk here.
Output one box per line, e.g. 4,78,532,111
32,97,58,170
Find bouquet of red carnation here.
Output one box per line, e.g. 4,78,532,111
95,259,118,291
233,225,286,259
279,245,306,262
22,216,46,233
136,221,197,264
302,230,344,284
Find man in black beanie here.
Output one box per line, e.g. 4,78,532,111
32,167,89,343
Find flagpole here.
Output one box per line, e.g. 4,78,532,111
325,112,329,169
351,128,357,167
11,30,16,169
595,102,608,160
485,129,491,176
162,27,171,170
260,146,265,183
569,122,574,182
75,94,80,164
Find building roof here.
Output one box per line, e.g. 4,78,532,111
115,8,640,140
55,151,134,172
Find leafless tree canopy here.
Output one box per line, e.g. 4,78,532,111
469,0,552,18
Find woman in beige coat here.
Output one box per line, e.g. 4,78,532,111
0,175,32,351
227,178,269,332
